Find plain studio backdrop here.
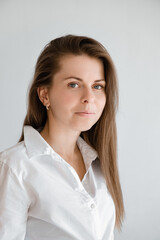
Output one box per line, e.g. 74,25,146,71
0,0,160,239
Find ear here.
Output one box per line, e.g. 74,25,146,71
37,86,50,107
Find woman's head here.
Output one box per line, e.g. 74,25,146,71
21,34,118,133
37,53,106,134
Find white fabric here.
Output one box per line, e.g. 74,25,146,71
0,125,115,240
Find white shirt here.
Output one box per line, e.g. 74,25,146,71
0,125,115,240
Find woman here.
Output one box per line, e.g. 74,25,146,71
0,34,124,240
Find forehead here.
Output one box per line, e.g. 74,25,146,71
57,54,104,76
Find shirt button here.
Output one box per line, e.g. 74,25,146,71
90,203,95,209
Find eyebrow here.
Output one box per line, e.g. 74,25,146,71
64,76,106,83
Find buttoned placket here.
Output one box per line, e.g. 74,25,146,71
43,146,101,240
58,154,101,240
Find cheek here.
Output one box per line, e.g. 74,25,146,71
97,94,106,109
60,92,76,105
50,91,76,108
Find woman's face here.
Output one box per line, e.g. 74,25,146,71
46,54,106,133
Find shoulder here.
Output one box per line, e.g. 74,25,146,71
0,142,32,209
0,141,27,173
0,141,26,161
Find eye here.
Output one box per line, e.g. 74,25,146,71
68,82,79,88
94,84,105,90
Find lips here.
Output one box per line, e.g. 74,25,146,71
76,111,95,114
75,111,95,117
79,112,94,114
76,109,95,114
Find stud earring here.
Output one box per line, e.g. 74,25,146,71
46,105,50,110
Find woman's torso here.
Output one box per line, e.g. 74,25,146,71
0,126,115,240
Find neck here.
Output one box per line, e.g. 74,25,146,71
40,120,81,159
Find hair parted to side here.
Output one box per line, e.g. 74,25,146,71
19,34,125,229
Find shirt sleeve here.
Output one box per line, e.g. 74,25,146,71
0,161,29,240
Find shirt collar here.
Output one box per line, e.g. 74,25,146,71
24,126,98,166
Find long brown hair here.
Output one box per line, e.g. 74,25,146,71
19,34,124,229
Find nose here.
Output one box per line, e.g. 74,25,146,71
81,87,95,103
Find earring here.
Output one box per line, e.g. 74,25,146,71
46,105,50,110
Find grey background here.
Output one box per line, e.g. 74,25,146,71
0,0,160,239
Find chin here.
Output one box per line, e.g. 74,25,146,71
77,123,95,132
71,119,97,132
